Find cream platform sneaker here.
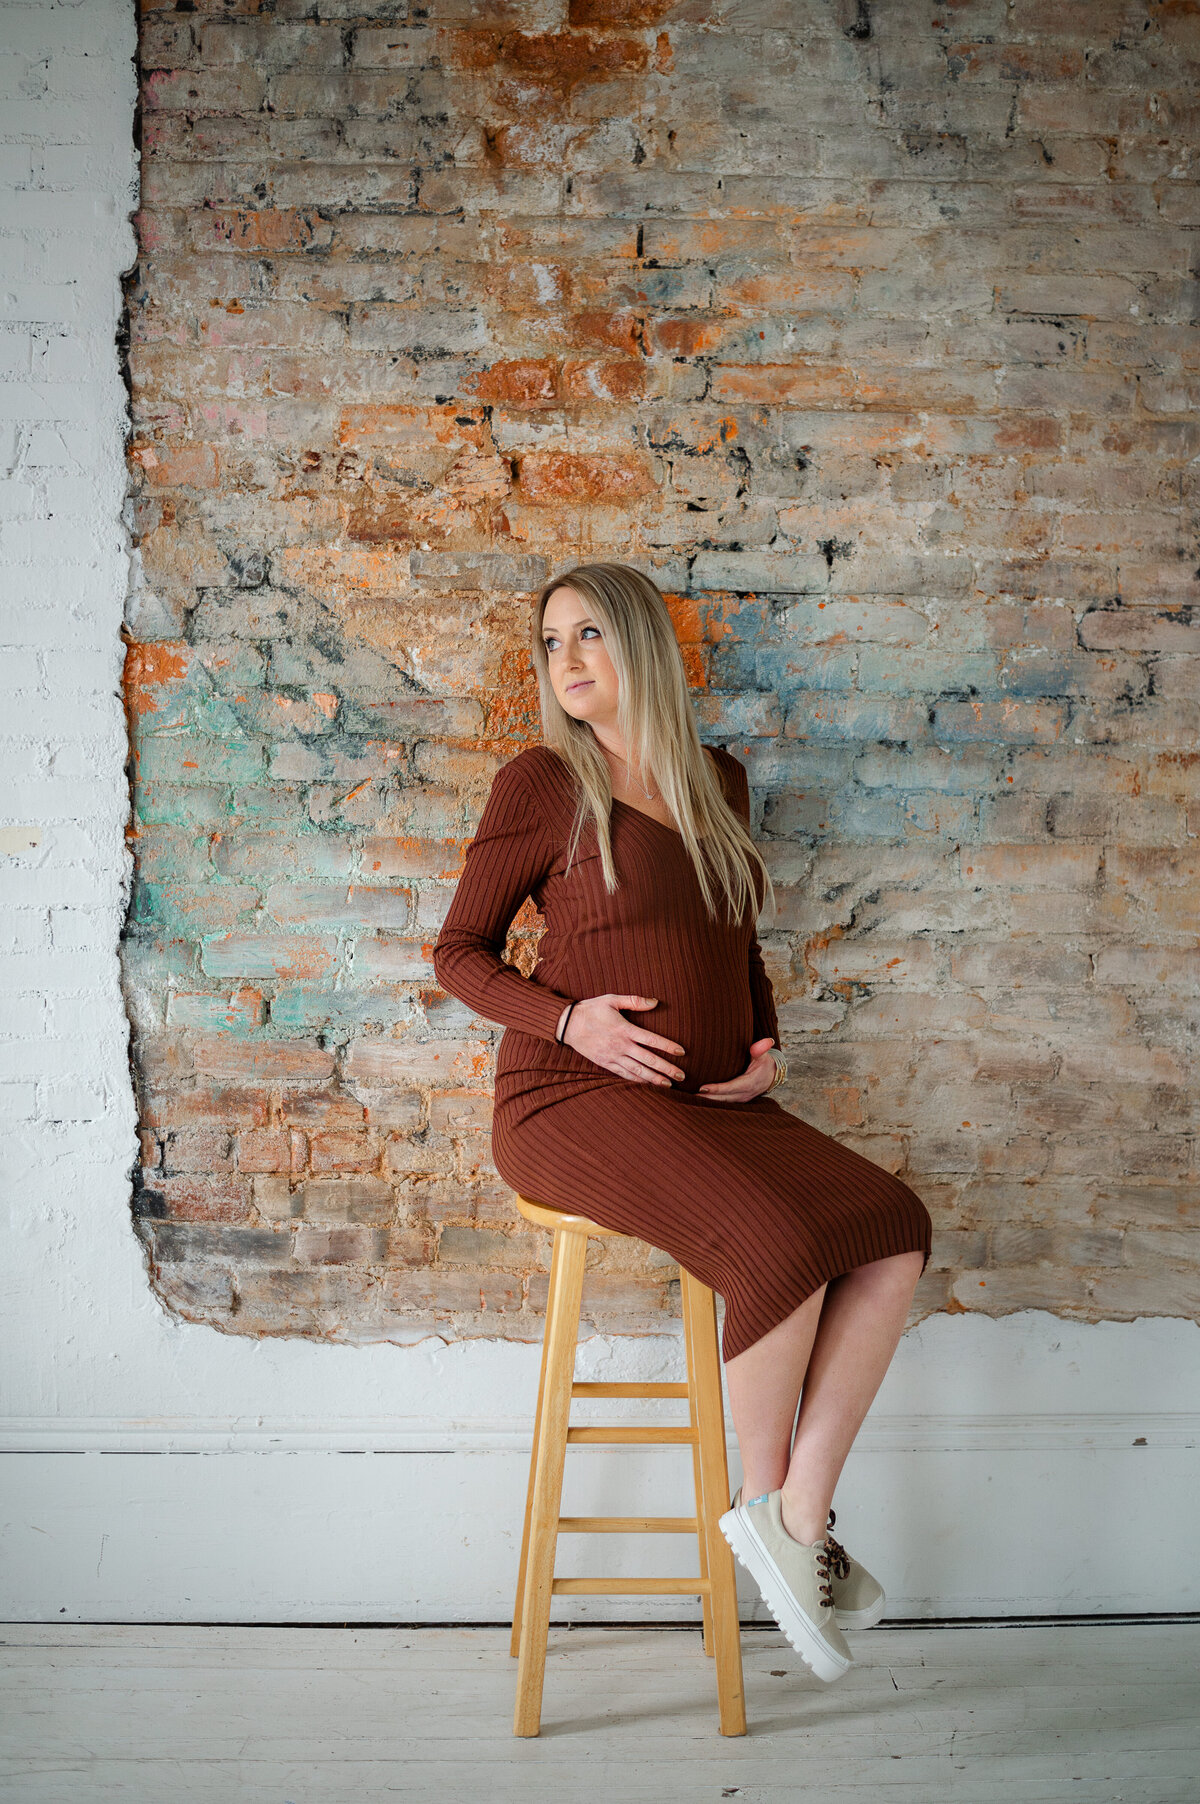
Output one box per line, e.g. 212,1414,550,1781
824,1506,886,1630
718,1488,853,1682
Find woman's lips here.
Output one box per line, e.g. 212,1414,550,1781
566,679,593,692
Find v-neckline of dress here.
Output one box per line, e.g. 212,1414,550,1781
610,795,682,838
607,747,719,839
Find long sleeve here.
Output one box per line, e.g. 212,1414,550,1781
432,758,574,1043
748,930,780,1046
723,748,780,1047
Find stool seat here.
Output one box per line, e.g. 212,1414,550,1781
514,1194,622,1237
508,1192,746,1737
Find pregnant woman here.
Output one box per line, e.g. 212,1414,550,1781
432,562,933,1683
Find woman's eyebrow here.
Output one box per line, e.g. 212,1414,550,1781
543,616,596,636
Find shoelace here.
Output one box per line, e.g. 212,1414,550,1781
814,1540,834,1610
824,1507,852,1583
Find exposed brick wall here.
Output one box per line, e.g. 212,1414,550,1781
124,0,1198,1345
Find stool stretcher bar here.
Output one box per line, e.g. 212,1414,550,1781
571,1382,690,1397
552,1577,713,1596
558,1516,699,1533
566,1425,697,1443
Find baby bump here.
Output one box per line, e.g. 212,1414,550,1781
631,963,755,1092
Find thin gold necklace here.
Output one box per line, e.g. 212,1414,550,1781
607,747,659,802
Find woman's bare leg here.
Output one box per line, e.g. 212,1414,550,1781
723,1284,827,1502
723,1250,926,1545
779,1250,925,1544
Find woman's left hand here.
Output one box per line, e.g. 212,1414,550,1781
697,1037,778,1103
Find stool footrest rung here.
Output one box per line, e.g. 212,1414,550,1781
566,1425,696,1444
571,1382,689,1397
551,1577,712,1596
558,1516,698,1534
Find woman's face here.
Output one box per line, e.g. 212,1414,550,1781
541,586,620,725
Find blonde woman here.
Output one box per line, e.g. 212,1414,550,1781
432,562,932,1682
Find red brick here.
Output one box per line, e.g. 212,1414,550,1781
153,1175,253,1225
310,1131,382,1174
200,936,339,981
293,1225,391,1266
960,845,1102,889
143,1087,270,1129
279,1089,367,1128
193,207,334,253
236,1129,307,1175
157,1127,235,1172
192,1038,336,1081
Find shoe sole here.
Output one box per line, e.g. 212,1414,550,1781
834,1593,886,1631
718,1505,852,1682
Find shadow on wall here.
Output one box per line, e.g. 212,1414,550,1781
121,0,1199,1345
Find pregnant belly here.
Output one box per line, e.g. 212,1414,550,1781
639,972,755,1091
523,952,750,1089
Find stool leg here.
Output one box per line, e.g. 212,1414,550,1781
682,1270,746,1737
510,1232,560,1658
513,1224,588,1738
682,1278,716,1659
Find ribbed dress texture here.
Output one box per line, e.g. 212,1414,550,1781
432,743,932,1362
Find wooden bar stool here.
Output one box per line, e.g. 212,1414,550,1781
509,1193,746,1738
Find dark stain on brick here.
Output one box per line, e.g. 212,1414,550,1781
843,0,871,40
131,1169,168,1221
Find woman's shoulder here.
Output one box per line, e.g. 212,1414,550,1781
493,744,578,825
498,743,573,789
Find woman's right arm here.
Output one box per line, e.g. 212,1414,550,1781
431,759,574,1043
432,756,688,1085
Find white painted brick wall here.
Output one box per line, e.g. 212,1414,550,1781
0,0,138,1223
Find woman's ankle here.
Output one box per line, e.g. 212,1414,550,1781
779,1484,830,1547
739,1471,786,1504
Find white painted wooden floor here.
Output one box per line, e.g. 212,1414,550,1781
2,1621,1197,1803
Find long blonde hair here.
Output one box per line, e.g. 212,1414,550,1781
531,562,776,927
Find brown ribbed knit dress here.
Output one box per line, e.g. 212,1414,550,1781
432,743,932,1363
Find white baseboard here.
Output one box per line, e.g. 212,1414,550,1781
1,1411,1197,1454
3,1417,1197,1622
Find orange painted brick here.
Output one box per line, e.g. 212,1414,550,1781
561,358,647,402
464,358,559,408
516,450,657,504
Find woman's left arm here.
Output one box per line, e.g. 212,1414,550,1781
697,750,780,1102
748,925,779,1048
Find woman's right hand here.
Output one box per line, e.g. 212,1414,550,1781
559,994,686,1086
